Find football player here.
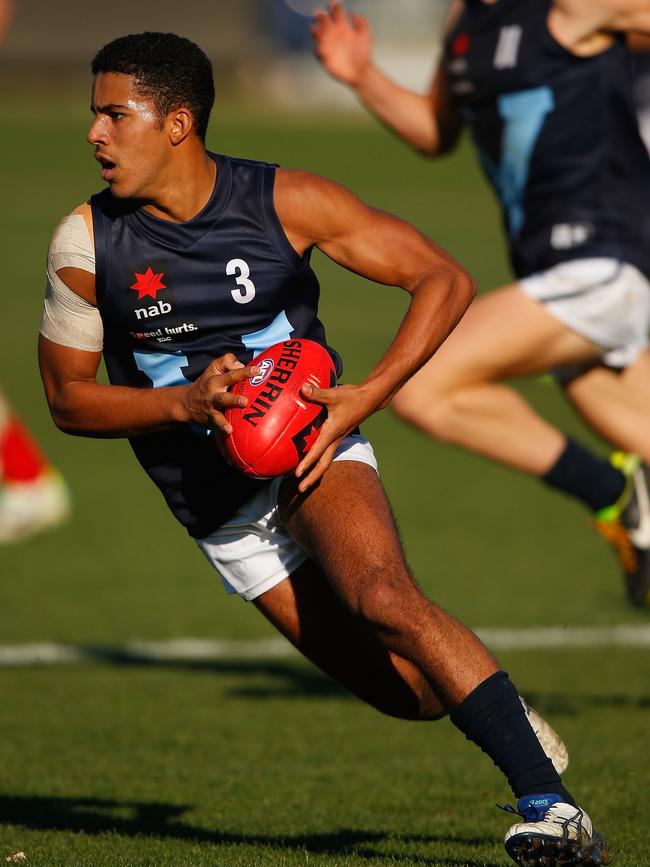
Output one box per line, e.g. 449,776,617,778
39,32,605,867
313,0,650,610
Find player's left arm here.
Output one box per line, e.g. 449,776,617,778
551,0,650,45
275,168,476,491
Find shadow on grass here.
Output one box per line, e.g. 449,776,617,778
55,648,650,709
7,656,345,702
520,691,650,716
73,649,350,700
0,794,501,866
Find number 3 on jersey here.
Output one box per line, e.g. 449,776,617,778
227,258,256,304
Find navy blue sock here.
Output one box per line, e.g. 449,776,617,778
450,671,575,804
542,438,625,512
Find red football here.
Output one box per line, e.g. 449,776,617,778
225,339,337,479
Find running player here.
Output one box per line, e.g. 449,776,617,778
38,32,608,866
313,0,650,608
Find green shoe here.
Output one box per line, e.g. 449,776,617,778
594,453,650,607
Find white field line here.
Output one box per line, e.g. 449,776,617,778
0,625,648,668
478,624,650,649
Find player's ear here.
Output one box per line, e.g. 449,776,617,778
168,108,194,145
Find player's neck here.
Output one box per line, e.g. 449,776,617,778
141,148,217,224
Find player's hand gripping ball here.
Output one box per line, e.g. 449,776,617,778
225,339,337,479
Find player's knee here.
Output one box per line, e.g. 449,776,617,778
391,380,429,426
392,386,457,442
352,569,417,633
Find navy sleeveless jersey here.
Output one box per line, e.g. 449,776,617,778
91,153,341,538
445,0,650,279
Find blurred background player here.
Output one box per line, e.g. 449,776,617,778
313,0,650,607
0,388,70,543
0,0,70,543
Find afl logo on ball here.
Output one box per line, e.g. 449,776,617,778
250,358,275,387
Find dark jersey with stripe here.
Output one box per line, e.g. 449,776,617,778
444,0,650,279
91,153,341,538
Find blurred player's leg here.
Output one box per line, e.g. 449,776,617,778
392,285,600,474
564,352,650,459
392,284,628,511
392,283,649,605
0,389,70,543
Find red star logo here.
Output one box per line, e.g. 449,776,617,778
130,267,167,300
452,32,470,56
302,424,321,452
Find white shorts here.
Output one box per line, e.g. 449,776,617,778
196,433,378,602
519,258,650,368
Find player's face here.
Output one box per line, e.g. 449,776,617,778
87,72,170,200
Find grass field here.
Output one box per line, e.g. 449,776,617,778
1,88,649,866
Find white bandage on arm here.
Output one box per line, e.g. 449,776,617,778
40,214,104,352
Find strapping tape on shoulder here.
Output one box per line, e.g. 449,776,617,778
40,214,104,352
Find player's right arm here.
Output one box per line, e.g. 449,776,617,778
39,205,256,438
312,1,462,156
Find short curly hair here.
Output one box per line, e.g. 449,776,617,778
91,32,215,141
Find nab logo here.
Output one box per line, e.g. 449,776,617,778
250,358,275,387
130,266,173,320
134,299,172,320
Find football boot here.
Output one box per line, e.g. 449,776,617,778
504,794,611,866
594,452,650,607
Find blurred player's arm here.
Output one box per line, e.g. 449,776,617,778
312,2,462,156
550,0,650,48
276,169,476,488
39,207,256,438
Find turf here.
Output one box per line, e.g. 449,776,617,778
0,90,648,866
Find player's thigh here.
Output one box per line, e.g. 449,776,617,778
279,459,418,612
254,559,444,719
401,284,600,395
